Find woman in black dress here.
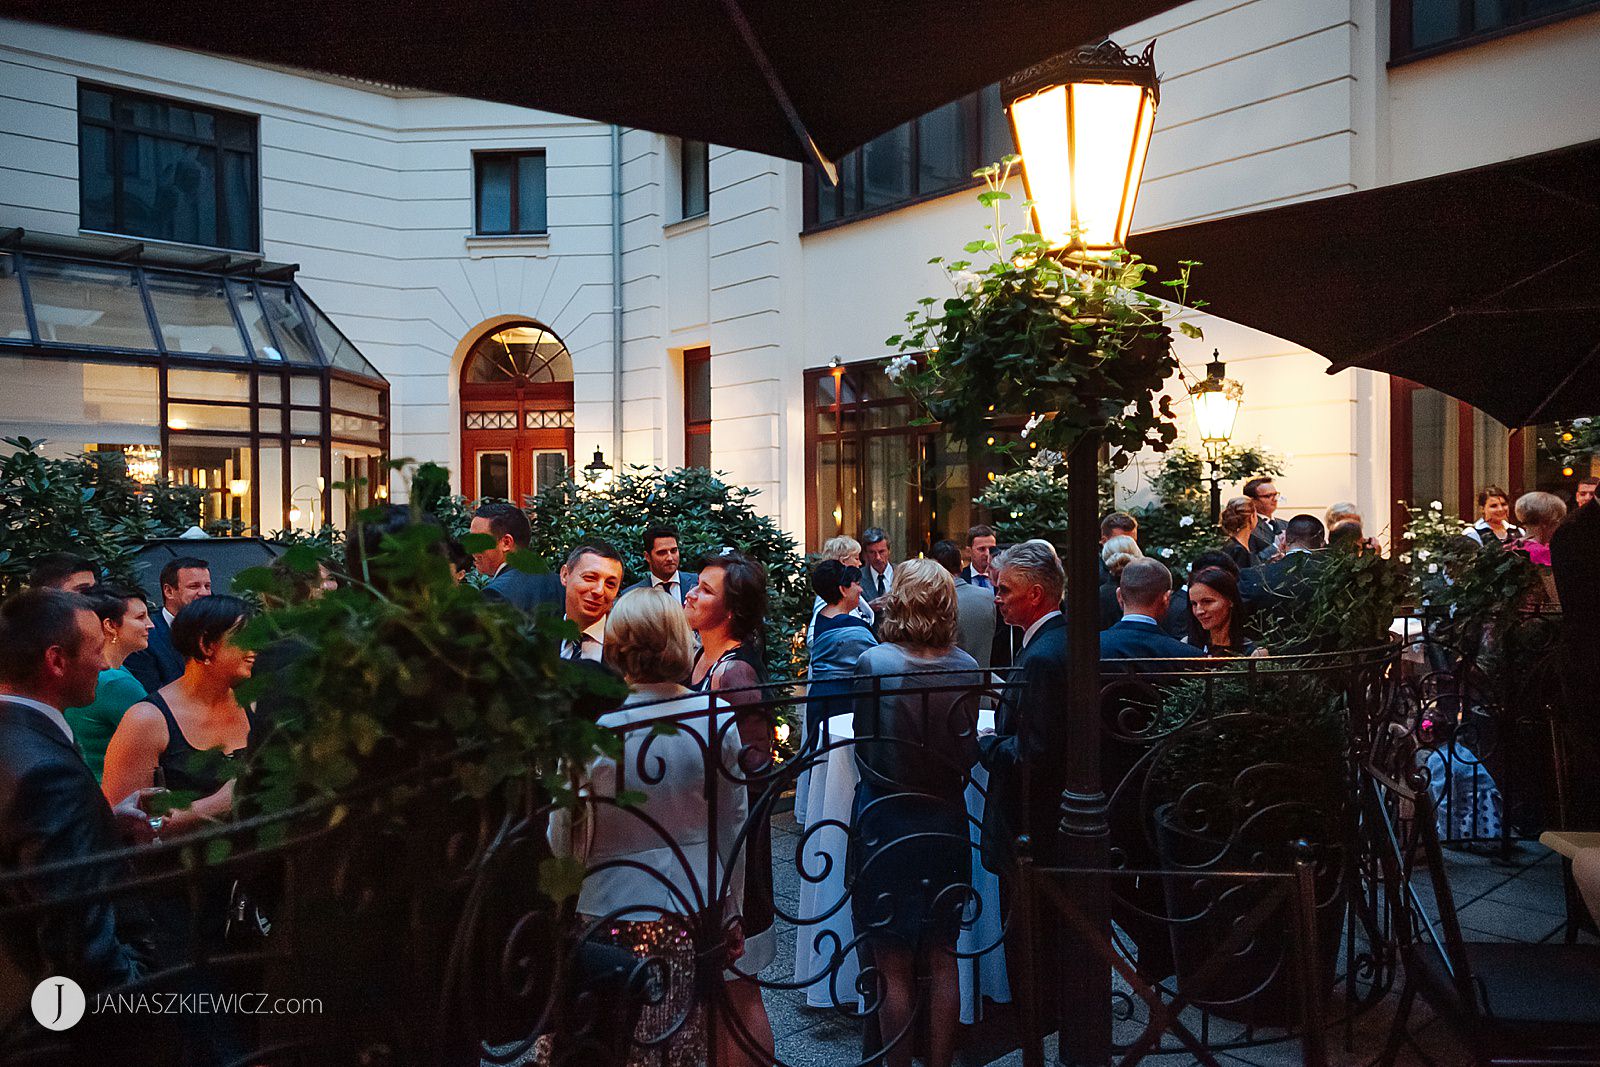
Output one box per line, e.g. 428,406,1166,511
101,594,257,1064
849,559,980,1067
685,550,775,1067
1219,495,1262,572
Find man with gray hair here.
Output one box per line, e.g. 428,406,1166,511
977,539,1069,1024
978,539,1067,867
1099,559,1205,667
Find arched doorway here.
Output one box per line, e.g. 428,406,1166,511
459,320,574,502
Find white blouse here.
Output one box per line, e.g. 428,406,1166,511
550,683,747,922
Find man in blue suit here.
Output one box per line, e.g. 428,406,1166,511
620,524,698,605
1100,558,1207,669
122,556,209,695
469,502,562,615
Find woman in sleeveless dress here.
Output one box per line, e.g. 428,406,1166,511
685,551,775,1067
102,594,257,1064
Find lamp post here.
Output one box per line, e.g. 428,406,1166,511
1001,38,1160,1067
1189,350,1244,523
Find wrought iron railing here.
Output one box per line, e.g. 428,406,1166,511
2,644,1420,1067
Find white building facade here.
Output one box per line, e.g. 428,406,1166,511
2,0,1597,549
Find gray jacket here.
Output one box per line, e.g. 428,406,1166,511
954,576,997,671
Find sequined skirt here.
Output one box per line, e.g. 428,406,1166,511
517,915,706,1067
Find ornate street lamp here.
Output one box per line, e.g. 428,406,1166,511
1002,40,1159,257
1000,39,1162,1067
583,446,614,487
1189,350,1244,522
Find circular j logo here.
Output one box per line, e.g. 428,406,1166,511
31,976,86,1030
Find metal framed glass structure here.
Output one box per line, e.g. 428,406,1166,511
0,229,389,535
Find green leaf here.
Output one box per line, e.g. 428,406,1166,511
538,855,587,903
281,544,320,574
1177,322,1204,339
458,532,496,553
616,789,648,808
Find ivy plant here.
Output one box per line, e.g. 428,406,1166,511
888,160,1200,464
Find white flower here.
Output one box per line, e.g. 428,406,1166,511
1399,553,1412,564
1030,448,1063,470
1178,515,1194,528
1575,417,1592,427
1158,547,1174,558
775,723,791,745
1402,530,1416,539
884,354,917,382
1427,563,1439,574
952,270,982,288
1020,413,1045,439
1429,500,1443,511
1417,549,1430,561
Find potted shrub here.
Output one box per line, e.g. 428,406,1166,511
1145,671,1348,1026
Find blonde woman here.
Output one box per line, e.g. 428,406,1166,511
545,588,747,1067
1219,495,1261,572
849,558,981,1067
1513,491,1567,611
1099,535,1142,583
809,534,873,638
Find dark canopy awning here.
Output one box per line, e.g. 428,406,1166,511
0,0,1188,169
1127,138,1600,428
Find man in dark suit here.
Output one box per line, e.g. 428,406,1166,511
1100,559,1207,669
1551,494,1600,825
470,502,562,615
859,527,894,608
0,589,154,1036
978,540,1068,869
1244,477,1287,562
1097,512,1139,630
975,540,1067,1036
1241,514,1326,638
122,555,209,695
620,524,699,604
960,524,997,590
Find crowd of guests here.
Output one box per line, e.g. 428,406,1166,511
3,469,1597,1067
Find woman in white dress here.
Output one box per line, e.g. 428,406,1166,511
545,589,747,1067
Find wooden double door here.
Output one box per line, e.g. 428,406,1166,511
460,384,574,504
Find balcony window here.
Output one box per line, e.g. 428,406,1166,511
78,84,259,252
475,151,548,235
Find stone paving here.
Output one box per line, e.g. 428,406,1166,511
755,812,1590,1067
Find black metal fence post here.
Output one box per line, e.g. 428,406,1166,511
1058,429,1112,1065
1292,840,1328,1067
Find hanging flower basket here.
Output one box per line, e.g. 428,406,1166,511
887,163,1201,464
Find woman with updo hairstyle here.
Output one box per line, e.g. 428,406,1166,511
1219,495,1262,571
1186,565,1256,656
684,549,776,1065
849,558,981,1067
537,588,746,1066
1100,534,1143,582
65,583,155,781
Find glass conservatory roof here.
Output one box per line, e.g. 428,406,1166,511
0,228,384,383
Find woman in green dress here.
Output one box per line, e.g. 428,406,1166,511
64,583,154,780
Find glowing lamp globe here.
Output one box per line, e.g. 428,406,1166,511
1190,352,1243,456
1002,41,1160,257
